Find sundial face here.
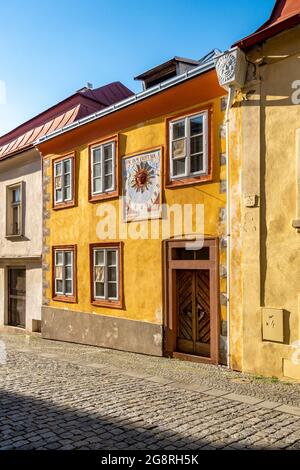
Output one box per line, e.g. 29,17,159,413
123,150,161,221
216,53,237,84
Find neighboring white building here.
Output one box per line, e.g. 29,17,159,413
0,148,42,330
0,82,133,331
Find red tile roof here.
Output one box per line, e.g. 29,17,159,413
0,82,133,160
234,0,300,49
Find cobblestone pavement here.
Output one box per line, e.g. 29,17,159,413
0,332,300,450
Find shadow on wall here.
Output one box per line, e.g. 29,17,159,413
235,56,300,309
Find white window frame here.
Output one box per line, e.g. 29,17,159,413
54,157,73,205
93,247,119,301
6,182,23,237
169,110,208,180
54,249,74,297
91,141,116,196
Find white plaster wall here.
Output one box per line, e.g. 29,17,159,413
0,149,42,258
0,148,42,331
25,264,42,327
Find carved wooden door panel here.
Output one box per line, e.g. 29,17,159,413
176,270,210,357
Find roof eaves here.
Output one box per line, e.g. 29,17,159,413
35,60,215,146
234,14,300,49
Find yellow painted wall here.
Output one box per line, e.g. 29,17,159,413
43,97,226,326
230,25,300,378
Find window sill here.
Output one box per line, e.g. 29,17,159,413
89,191,119,203
53,201,76,210
53,295,77,304
5,234,25,240
292,220,300,230
91,299,123,309
165,173,212,189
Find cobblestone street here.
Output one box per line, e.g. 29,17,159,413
0,332,300,450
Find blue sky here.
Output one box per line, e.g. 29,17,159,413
0,0,275,136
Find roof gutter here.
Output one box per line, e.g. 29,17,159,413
35,60,215,145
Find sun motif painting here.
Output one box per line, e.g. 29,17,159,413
123,150,161,222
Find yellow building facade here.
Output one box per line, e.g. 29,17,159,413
219,0,300,378
37,60,228,363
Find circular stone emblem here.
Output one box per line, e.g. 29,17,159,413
216,53,237,84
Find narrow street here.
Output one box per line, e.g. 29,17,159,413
0,332,299,450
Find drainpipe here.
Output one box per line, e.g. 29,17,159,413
215,47,247,369
225,85,235,369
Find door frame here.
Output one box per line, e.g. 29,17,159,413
164,238,220,364
7,266,26,329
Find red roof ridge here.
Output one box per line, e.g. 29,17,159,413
0,82,133,159
234,0,300,50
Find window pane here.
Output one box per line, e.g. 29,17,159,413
107,250,116,266
65,266,72,280
93,163,101,178
55,162,62,176
65,251,72,266
104,144,113,161
172,121,185,139
93,148,101,164
93,177,102,194
95,250,104,266
104,160,112,175
12,187,21,203
55,279,63,294
65,280,72,295
56,189,62,202
104,175,113,190
64,186,71,201
12,206,19,234
64,173,71,187
94,266,104,283
172,138,186,159
95,282,104,297
64,159,71,174
55,251,63,265
108,283,117,299
55,175,62,190
55,266,63,280
108,266,117,282
190,115,203,136
173,158,186,176
190,135,203,155
191,154,204,173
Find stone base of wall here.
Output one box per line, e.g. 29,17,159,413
41,306,163,357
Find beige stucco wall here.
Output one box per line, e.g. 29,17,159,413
230,25,300,379
0,149,42,257
0,148,42,330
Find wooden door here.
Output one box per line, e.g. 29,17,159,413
8,268,26,328
176,270,210,357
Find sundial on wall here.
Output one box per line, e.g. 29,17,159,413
123,150,161,222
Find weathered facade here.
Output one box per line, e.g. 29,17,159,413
224,0,300,379
37,58,228,363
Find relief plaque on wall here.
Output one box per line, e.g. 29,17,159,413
123,149,161,222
